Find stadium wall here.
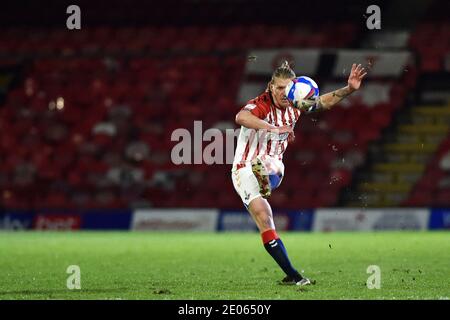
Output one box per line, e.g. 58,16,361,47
0,208,449,231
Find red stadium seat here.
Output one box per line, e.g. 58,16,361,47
0,21,418,211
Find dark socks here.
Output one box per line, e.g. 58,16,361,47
261,229,302,282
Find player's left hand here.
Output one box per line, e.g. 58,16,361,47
347,63,367,91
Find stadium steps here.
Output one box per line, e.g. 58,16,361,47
343,104,450,207
358,182,411,192
412,106,450,116
372,162,425,173
398,124,449,134
383,142,438,153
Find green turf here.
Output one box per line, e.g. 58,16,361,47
0,231,449,300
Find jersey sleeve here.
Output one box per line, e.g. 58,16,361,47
241,102,270,119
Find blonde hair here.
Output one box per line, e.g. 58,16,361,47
266,60,296,92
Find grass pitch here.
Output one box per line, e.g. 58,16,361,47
0,231,448,300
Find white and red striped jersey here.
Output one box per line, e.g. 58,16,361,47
232,91,301,171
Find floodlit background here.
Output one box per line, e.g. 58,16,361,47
0,0,449,234
0,0,449,301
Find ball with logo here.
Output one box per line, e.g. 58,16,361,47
285,76,320,113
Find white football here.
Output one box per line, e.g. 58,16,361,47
285,76,320,112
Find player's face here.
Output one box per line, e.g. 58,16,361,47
271,77,293,109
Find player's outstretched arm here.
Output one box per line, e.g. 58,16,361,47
235,110,293,134
317,63,367,110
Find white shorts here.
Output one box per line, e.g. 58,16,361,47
231,157,285,208
231,164,262,208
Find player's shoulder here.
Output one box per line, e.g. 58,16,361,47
248,91,272,106
245,91,272,110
